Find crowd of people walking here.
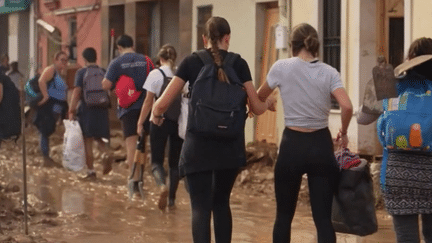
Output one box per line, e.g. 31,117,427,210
0,15,431,243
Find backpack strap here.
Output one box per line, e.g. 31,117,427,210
195,50,214,65
158,68,167,79
145,56,155,76
223,52,240,68
156,68,168,99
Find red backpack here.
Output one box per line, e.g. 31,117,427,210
114,56,153,108
115,75,142,108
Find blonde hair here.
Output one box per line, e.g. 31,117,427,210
157,44,177,73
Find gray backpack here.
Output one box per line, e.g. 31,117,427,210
83,67,110,108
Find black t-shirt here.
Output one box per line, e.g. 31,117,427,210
175,49,252,85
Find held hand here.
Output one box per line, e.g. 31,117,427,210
150,113,164,126
336,130,349,148
267,97,277,111
246,100,254,118
68,110,76,120
38,96,49,106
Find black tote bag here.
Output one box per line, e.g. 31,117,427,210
331,164,378,236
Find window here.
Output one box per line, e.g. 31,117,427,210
68,17,77,62
197,5,212,50
323,0,341,109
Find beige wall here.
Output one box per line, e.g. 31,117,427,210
412,1,432,44
292,0,319,28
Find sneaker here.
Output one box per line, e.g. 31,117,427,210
158,185,169,211
80,172,97,181
102,153,113,175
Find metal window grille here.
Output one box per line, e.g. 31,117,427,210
197,6,212,50
323,0,341,109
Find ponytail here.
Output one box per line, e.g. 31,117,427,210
157,44,177,73
290,23,320,57
205,16,231,83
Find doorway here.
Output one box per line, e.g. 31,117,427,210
389,17,404,68
108,5,125,60
255,3,279,144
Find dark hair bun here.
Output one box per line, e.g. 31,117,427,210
304,35,320,54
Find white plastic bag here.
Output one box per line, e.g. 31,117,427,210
178,83,189,140
62,120,85,171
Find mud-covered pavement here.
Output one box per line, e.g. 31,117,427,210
0,126,397,243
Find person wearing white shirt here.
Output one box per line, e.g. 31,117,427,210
137,44,182,211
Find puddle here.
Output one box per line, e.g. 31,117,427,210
0,129,397,243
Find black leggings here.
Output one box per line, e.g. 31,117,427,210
150,119,183,202
273,128,339,243
186,168,239,243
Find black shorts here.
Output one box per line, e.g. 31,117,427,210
120,109,150,138
120,109,140,138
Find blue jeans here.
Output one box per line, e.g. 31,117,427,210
393,214,432,243
39,103,63,157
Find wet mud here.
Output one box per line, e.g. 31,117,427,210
0,126,396,242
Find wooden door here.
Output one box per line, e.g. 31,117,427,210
136,2,153,56
255,7,279,144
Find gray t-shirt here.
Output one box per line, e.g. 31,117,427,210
267,57,344,129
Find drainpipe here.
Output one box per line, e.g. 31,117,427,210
278,0,291,59
29,0,36,78
404,0,412,58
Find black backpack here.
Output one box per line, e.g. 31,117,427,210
0,75,21,141
187,50,247,139
156,68,181,122
24,73,55,107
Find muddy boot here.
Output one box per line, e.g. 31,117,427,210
43,156,62,168
158,185,168,211
137,164,145,200
168,169,180,210
152,168,168,210
152,167,166,186
101,153,113,175
168,198,176,211
128,163,138,200
128,180,139,200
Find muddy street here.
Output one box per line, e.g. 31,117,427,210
0,127,396,243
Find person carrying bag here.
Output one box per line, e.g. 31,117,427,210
332,147,378,236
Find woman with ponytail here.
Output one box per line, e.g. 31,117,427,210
150,17,276,242
137,44,182,210
257,23,353,242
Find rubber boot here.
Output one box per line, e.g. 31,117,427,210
168,168,180,209
137,164,145,200
128,163,138,200
152,166,166,186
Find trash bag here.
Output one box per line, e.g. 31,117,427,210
331,162,378,236
62,120,85,171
